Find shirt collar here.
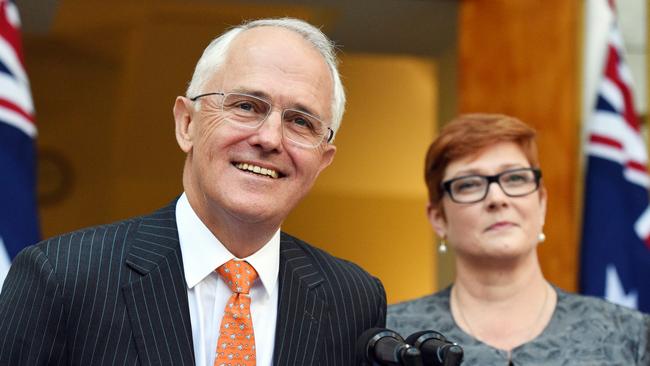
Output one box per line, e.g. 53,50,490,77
176,193,280,298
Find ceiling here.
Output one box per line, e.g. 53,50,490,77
16,0,458,57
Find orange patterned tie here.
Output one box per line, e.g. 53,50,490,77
214,259,258,366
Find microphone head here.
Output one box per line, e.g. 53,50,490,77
443,345,464,366
405,330,446,348
406,330,464,366
355,328,404,364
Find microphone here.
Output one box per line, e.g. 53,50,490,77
356,328,423,366
405,330,463,366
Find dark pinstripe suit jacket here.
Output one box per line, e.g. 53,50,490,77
0,202,386,365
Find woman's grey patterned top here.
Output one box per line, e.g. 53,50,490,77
387,286,650,365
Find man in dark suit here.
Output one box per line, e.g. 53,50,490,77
0,18,386,365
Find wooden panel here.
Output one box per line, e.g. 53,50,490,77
458,0,581,290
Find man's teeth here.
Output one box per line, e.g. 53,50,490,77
235,163,279,179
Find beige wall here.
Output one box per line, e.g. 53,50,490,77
28,2,439,304
284,54,438,304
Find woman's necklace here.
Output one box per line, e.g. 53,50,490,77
452,282,551,365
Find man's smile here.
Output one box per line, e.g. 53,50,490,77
234,162,281,179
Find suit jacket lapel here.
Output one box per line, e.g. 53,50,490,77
122,203,195,366
273,234,329,366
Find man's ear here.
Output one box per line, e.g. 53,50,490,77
427,202,447,239
174,96,194,153
316,144,336,175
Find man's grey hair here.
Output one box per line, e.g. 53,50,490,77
185,17,346,138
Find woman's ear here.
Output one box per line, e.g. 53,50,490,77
539,186,548,229
427,202,447,239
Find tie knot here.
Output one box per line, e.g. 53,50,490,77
217,259,258,294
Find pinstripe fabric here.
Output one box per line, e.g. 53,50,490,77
0,202,386,366
0,204,194,366
274,234,386,366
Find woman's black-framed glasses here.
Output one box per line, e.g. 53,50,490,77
190,92,334,149
441,167,542,204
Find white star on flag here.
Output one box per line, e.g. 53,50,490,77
604,264,638,308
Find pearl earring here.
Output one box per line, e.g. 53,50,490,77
538,232,546,243
438,239,448,253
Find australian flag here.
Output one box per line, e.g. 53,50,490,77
580,3,650,313
0,0,39,290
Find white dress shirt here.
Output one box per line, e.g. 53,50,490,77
176,193,279,366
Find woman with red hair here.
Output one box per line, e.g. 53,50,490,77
388,114,649,365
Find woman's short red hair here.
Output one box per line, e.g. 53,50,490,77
425,113,540,209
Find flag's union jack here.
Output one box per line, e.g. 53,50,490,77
0,0,39,289
580,6,650,312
